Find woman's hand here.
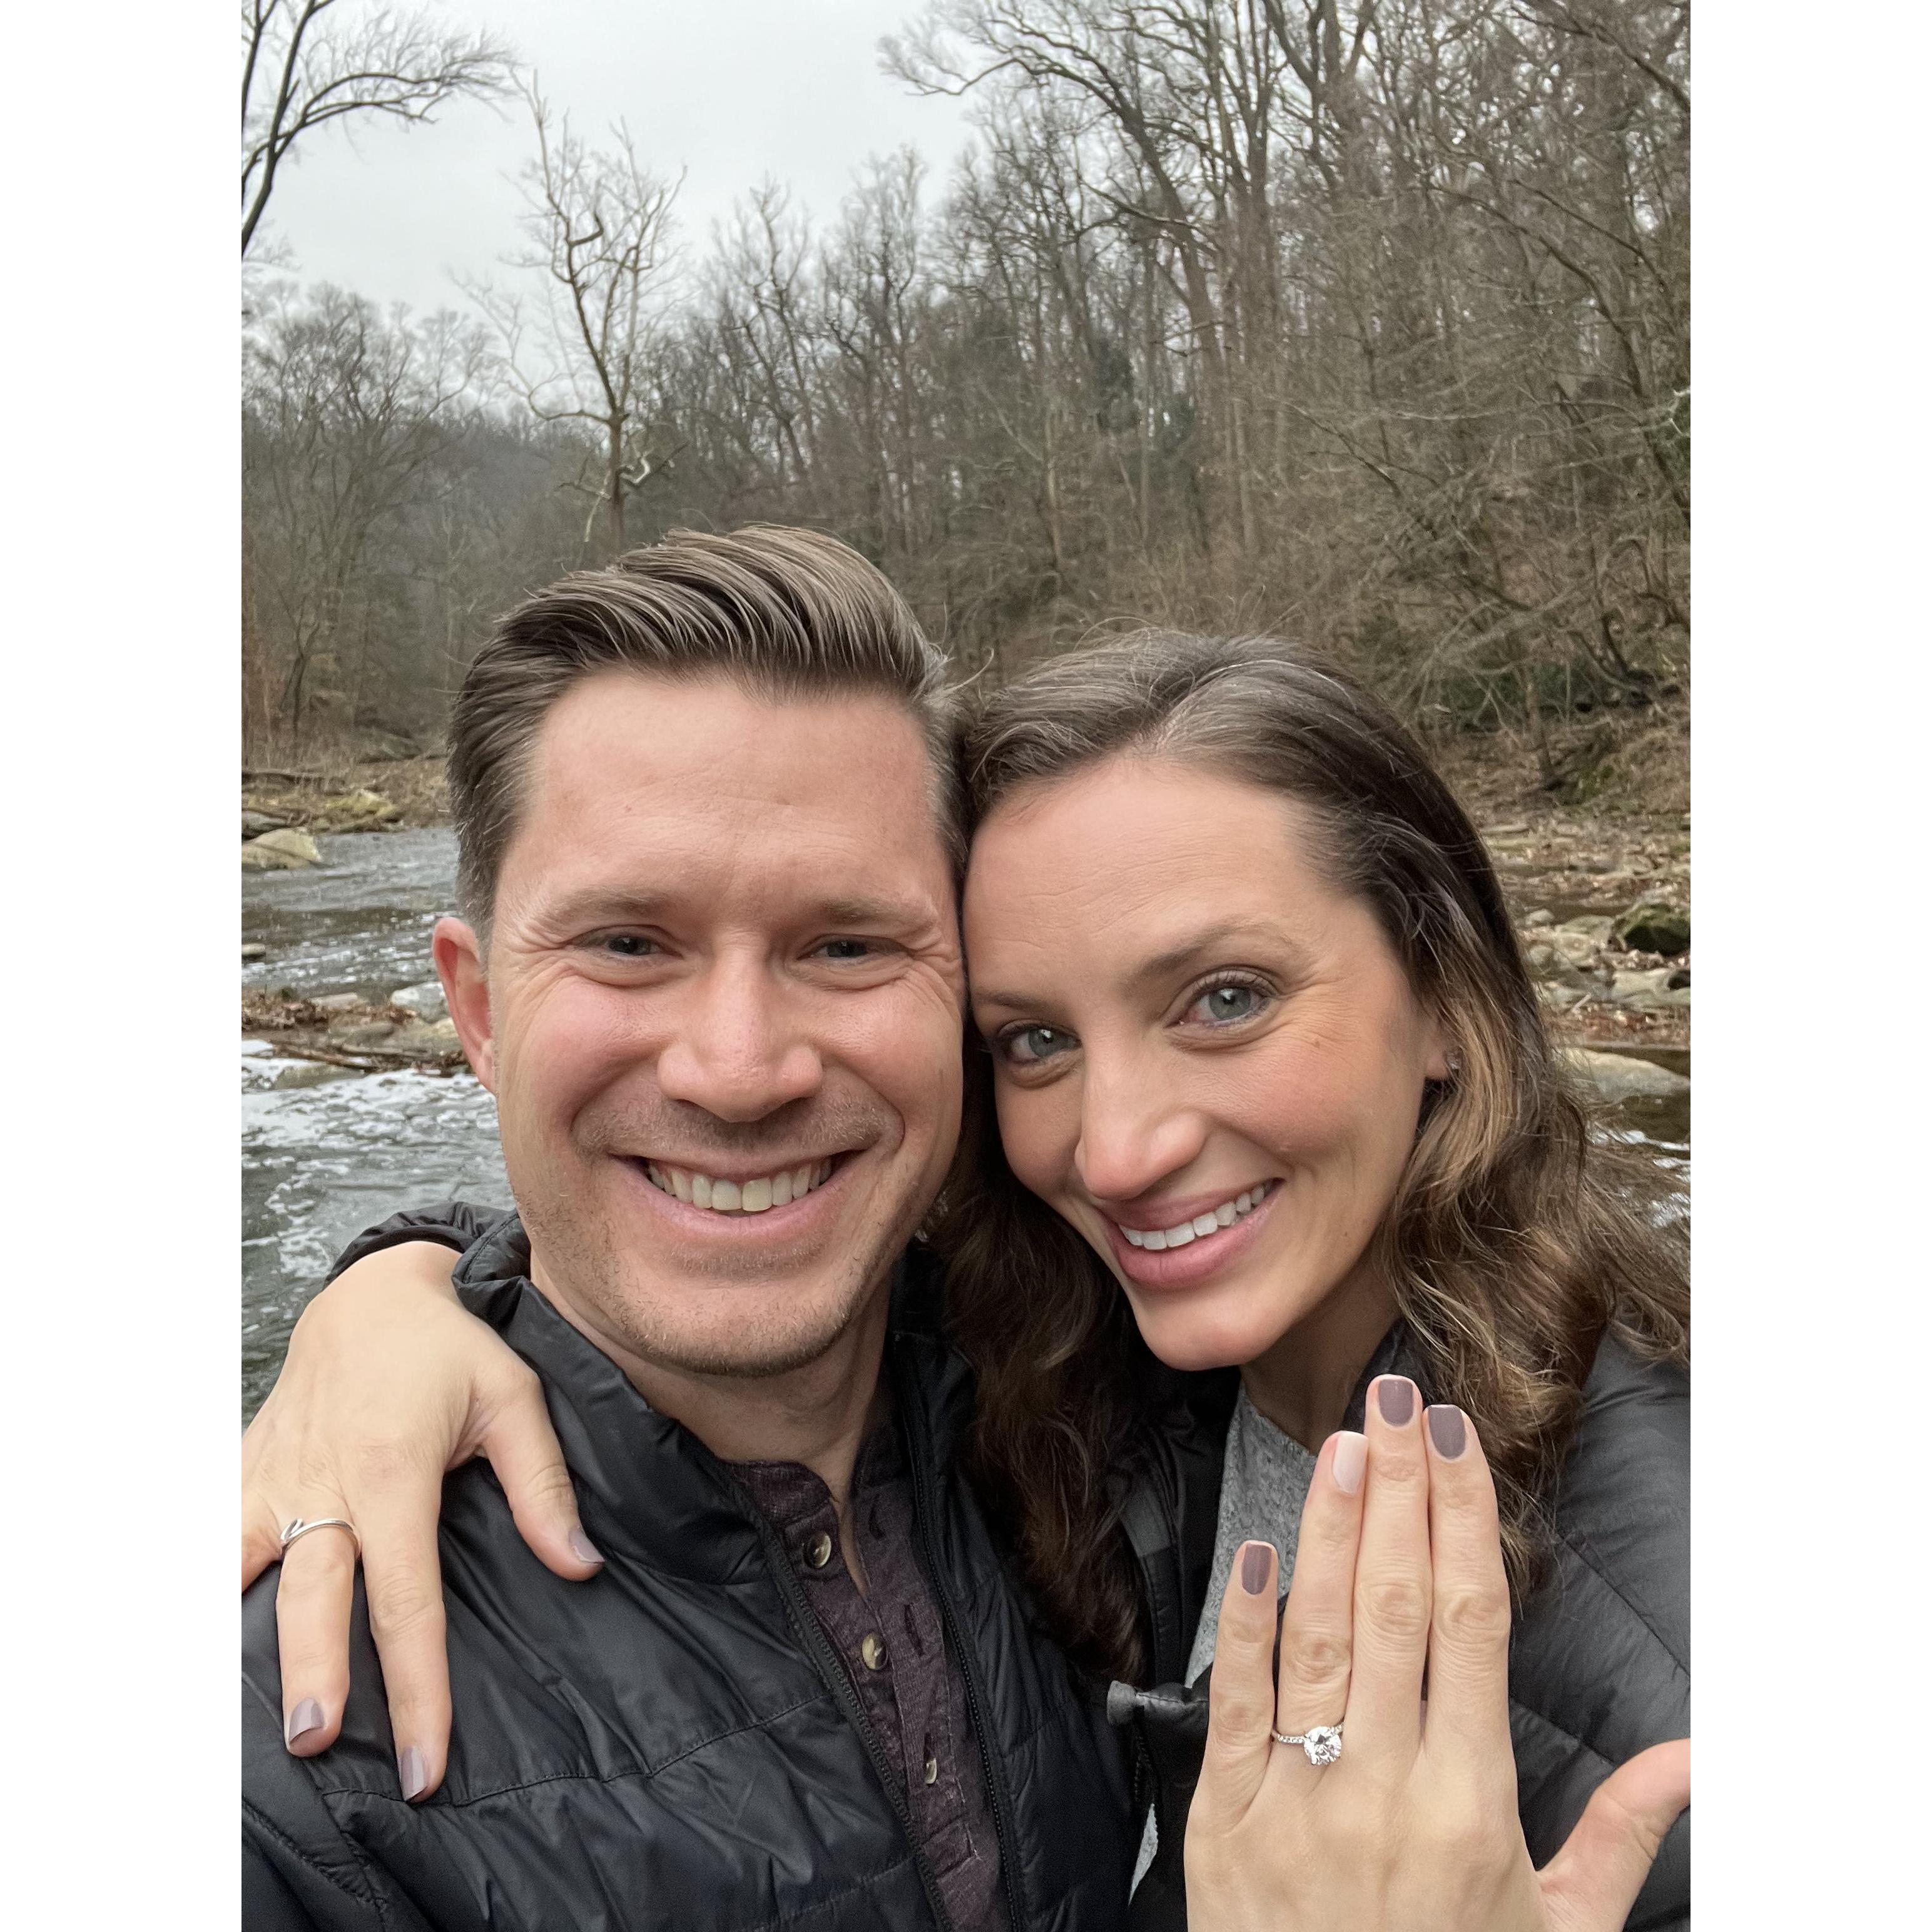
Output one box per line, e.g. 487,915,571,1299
242,1241,590,1799
1186,1377,1690,1931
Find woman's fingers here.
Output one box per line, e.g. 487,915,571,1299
1345,1375,1433,1752
1537,1739,1690,1932
474,1363,601,1579
1196,1538,1284,1822
273,1520,359,1757
1272,1431,1366,1752
1418,1405,1515,1773
349,1456,456,1801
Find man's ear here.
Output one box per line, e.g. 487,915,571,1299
434,917,496,1092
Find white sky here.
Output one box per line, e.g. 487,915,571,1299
258,0,978,315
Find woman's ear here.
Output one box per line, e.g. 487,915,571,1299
433,917,495,1091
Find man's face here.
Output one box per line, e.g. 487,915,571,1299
436,670,965,1381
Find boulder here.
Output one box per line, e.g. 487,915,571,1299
1608,969,1692,1013
241,942,267,961
1558,914,1616,945
1614,900,1690,956
1520,908,1554,929
330,1019,396,1046
312,992,362,1013
1560,1047,1690,1101
389,1017,462,1056
1523,940,1599,990
314,788,402,833
1544,928,1603,969
390,980,449,1022
242,810,290,839
362,733,420,762
242,828,321,870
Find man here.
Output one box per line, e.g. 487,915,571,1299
243,528,1136,1929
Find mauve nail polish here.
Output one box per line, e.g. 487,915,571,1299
1240,1541,1274,1595
285,1697,324,1747
399,1745,429,1802
1376,1376,1416,1426
1428,1406,1467,1458
568,1528,604,1565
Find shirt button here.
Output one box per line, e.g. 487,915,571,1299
860,1632,887,1671
923,1753,939,1786
803,1532,834,1570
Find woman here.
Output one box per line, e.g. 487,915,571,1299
245,631,1689,1927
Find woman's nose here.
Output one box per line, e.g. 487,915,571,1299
1073,1057,1208,1206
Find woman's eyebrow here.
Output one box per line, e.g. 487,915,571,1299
974,922,1302,1015
1122,920,1298,992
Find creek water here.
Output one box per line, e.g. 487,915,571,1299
242,828,1689,1421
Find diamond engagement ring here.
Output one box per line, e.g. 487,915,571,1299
1272,1722,1343,1766
280,1517,361,1557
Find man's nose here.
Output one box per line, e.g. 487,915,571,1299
653,960,825,1122
1072,1051,1208,1206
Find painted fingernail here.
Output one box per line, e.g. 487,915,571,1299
285,1697,325,1748
1427,1406,1467,1458
1376,1376,1416,1426
399,1744,429,1802
568,1528,604,1566
1331,1431,1366,1494
1239,1540,1276,1595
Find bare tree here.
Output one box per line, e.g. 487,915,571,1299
465,84,684,555
241,0,516,257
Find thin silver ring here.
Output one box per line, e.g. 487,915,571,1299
279,1516,361,1557
1272,1721,1343,1766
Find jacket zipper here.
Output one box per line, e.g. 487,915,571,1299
894,1351,1029,1932
735,1481,960,1932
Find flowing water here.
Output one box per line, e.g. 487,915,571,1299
242,829,1689,1420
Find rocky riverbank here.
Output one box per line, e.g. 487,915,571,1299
242,980,467,1075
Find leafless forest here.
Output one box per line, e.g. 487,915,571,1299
242,0,1688,787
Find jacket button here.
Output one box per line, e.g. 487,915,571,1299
860,1632,887,1670
803,1532,833,1570
923,1753,939,1786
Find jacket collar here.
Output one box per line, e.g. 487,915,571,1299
449,1213,970,1582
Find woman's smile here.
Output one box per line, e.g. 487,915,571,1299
1096,1177,1281,1288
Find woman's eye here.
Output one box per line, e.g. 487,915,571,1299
1000,1024,1077,1065
1188,982,1268,1027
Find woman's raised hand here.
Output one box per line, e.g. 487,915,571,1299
242,1241,587,1798
1186,1378,1690,1931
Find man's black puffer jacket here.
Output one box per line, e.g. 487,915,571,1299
1116,1328,1689,1932
243,1213,1137,1931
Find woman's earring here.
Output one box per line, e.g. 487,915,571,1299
1445,1050,1463,1078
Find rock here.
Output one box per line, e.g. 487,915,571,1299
1483,821,1530,838
313,788,402,832
390,980,449,1021
1520,908,1554,929
1558,914,1616,945
389,1018,462,1056
362,733,420,762
242,828,321,870
1524,940,1599,991
1560,1048,1691,1101
1543,928,1602,969
1614,900,1689,955
330,1019,396,1046
242,810,290,838
241,942,267,961
312,992,362,1013
1608,969,1692,1013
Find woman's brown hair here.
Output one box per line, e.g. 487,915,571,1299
930,631,1689,1682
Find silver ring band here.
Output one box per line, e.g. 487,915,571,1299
279,1516,361,1557
1272,1721,1343,1766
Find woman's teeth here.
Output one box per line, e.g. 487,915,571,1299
1119,1183,1272,1250
644,1159,835,1214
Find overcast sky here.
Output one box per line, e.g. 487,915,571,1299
259,0,977,316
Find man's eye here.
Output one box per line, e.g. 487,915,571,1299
815,938,876,962
601,934,657,958
1187,982,1269,1027
999,1024,1077,1065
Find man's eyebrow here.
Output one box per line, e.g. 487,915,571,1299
539,887,680,928
974,920,1299,1015
813,895,933,930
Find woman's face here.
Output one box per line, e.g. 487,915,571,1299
963,757,1449,1372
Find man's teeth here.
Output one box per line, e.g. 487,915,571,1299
1121,1184,1271,1250
644,1159,835,1214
